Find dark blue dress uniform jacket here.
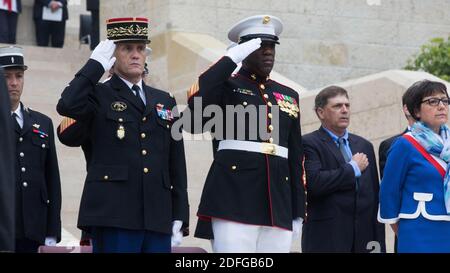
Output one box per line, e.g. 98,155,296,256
0,68,15,251
302,127,385,252
56,59,189,235
14,105,62,244
187,56,305,239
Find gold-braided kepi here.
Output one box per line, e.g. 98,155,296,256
106,17,150,44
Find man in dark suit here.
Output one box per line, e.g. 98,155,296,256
378,92,416,178
33,0,68,48
0,67,15,252
0,0,21,44
0,45,62,253
56,17,189,253
86,0,99,50
302,86,385,253
186,15,305,252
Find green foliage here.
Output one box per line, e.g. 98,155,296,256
405,37,450,82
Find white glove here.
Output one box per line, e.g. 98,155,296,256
90,39,116,72
225,38,262,64
44,236,57,246
292,217,303,240
171,220,183,247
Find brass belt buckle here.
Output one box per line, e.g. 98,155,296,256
261,143,277,155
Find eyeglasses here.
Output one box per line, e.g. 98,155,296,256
421,97,450,107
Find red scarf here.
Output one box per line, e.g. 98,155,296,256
3,0,12,12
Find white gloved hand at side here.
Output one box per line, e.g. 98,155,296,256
90,39,116,72
171,220,183,247
292,217,303,240
225,38,262,64
44,236,57,246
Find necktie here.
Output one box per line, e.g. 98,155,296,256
132,85,145,106
338,137,351,162
11,113,21,132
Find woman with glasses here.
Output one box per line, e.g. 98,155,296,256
379,80,450,252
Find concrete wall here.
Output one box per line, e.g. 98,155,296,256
130,0,448,90
169,0,450,89
16,1,450,88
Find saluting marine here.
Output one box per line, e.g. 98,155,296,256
186,15,305,253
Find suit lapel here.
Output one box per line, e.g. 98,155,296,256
110,75,145,112
20,105,33,136
347,134,360,155
318,126,347,163
143,84,157,117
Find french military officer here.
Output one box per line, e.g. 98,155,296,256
186,15,305,253
56,17,189,253
0,46,62,253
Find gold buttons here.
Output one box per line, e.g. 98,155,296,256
285,177,289,181
268,113,272,119
231,165,237,170
269,137,274,143
141,133,146,139
19,137,23,142
19,152,24,157
263,94,269,99
144,168,149,173
142,117,147,122
22,182,28,187
243,102,248,106
41,144,46,148
267,102,272,107
46,200,50,204
104,175,109,180
260,84,265,90
142,150,147,156
268,125,274,131
166,124,170,129
21,167,26,173
118,118,124,123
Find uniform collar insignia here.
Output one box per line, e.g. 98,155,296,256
237,68,270,83
33,124,40,129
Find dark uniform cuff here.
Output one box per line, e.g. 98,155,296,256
77,59,106,85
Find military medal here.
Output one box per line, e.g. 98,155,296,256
273,92,300,118
117,124,125,140
156,104,174,121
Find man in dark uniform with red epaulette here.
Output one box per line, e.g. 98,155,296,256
56,17,189,253
1,45,62,253
186,15,305,252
